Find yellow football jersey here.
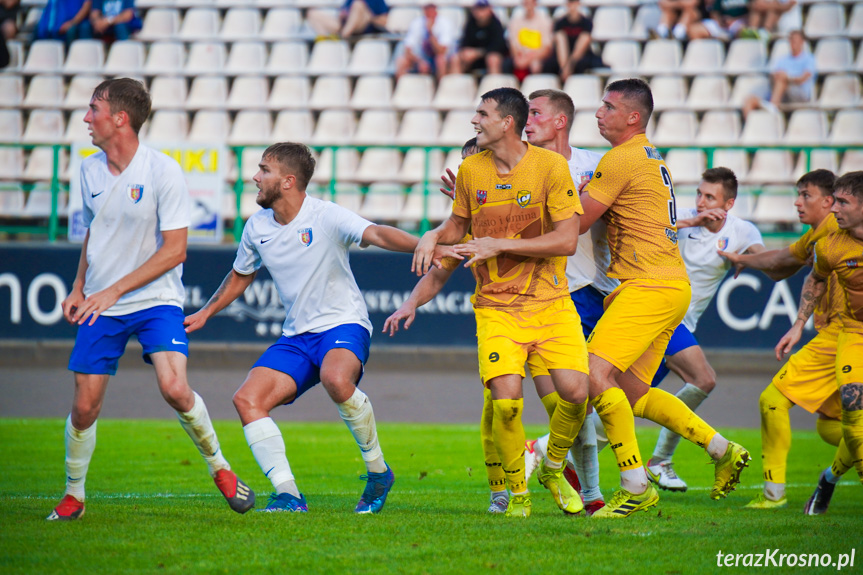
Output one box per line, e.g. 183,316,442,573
441,234,473,272
583,133,688,282
814,229,863,332
788,214,845,331
452,143,582,310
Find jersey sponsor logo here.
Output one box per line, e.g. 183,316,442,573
127,184,144,204
717,237,729,250
516,191,531,208
495,184,511,189
298,227,313,246
643,146,663,161
846,259,859,268
665,227,678,245
476,189,488,205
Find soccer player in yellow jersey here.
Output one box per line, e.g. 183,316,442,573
719,170,844,510
774,171,863,515
575,78,750,518
413,87,589,518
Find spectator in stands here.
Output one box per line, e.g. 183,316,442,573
546,0,605,80
1,0,20,40
89,0,141,42
306,0,389,40
505,0,553,82
748,0,797,38
742,29,815,116
653,0,700,40
687,0,750,41
452,0,506,75
35,0,92,43
394,3,457,80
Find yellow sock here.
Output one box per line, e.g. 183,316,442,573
492,398,527,493
816,417,843,447
632,387,717,449
841,409,863,482
592,387,642,471
756,383,794,483
481,388,506,492
540,391,560,421
547,397,587,464
831,438,854,476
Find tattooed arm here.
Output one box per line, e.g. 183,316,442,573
184,269,257,333
774,271,827,361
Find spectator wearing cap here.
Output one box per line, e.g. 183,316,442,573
307,0,389,39
394,3,458,79
545,0,605,80
452,0,507,75
89,0,142,42
505,0,553,82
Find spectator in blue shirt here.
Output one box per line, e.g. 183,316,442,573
743,29,816,116
36,0,92,44
89,0,141,42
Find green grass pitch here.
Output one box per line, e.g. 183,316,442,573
1,418,860,574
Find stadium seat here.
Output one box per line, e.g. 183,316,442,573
144,42,186,76
723,39,767,75
592,6,634,41
266,42,309,76
146,110,190,142
186,76,228,110
225,42,268,76
260,8,303,41
306,40,351,76
359,182,406,222
652,110,698,146
3,40,23,72
22,108,64,144
768,38,812,69
848,3,863,38
268,76,311,110
0,149,24,180
272,110,314,142
392,74,435,110
712,150,749,181
234,145,266,182
813,38,854,73
22,185,67,216
637,39,682,76
752,186,798,222
745,151,795,184
829,109,863,145
22,40,64,75
477,74,519,96
681,39,725,75
63,109,89,143
23,148,68,182
63,40,105,75
188,110,230,143
696,110,742,145
563,75,602,111
631,3,661,40
785,109,828,145
650,76,687,111
22,75,64,109
63,75,103,110
355,150,403,183
0,76,24,108
793,149,838,180
228,110,272,146
439,110,476,147
104,41,145,76
138,8,180,41
569,111,606,148
350,76,394,110
839,151,863,173
398,148,444,185
804,2,846,38
185,42,228,76
687,75,731,110
439,6,466,32
220,7,261,41
664,149,706,185
312,149,360,184
818,73,861,108
387,7,421,34
227,76,269,110
730,74,770,107
179,8,221,41
433,74,477,111
0,184,25,216
309,76,352,110
520,74,561,95
347,39,392,76
396,109,441,146
353,110,398,145
311,110,356,146
740,110,785,146
150,77,188,110
601,41,641,74
332,184,363,213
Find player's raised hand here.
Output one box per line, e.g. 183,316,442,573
382,303,417,336
454,237,501,268
718,249,746,278
412,231,439,276
696,207,727,223
61,289,86,324
775,321,804,361
72,286,121,326
184,310,209,334
439,168,456,200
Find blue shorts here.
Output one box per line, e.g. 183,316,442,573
68,305,189,375
570,284,606,339
253,323,371,404
650,323,699,387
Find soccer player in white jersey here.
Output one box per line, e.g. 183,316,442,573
642,167,765,491
184,142,421,513
48,78,255,521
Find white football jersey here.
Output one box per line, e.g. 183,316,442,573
678,208,763,331
233,196,374,337
80,144,190,316
564,146,619,295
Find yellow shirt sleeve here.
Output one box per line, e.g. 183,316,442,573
583,150,624,208
546,153,583,222
453,162,471,219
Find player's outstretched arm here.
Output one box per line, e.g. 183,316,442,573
361,224,419,253
676,208,727,229
382,266,455,336
71,227,188,326
774,271,826,361
184,269,256,334
576,191,609,231
454,213,580,267
718,246,801,280
62,229,90,324
412,213,471,276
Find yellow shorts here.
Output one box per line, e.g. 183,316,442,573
526,352,550,379
475,297,588,384
772,321,842,419
587,279,690,385
836,329,863,391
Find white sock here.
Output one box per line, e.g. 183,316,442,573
535,433,549,458
176,392,230,476
544,456,563,470
338,388,386,474
764,480,785,500
64,414,96,501
652,383,710,462
672,23,687,40
572,418,602,502
621,467,649,494
656,23,669,37
707,433,730,460
244,417,299,497
591,410,609,452
490,489,508,501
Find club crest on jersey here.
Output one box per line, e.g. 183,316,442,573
298,228,313,246
716,237,729,250
127,184,143,204
476,189,488,205
517,191,531,208
847,259,859,269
